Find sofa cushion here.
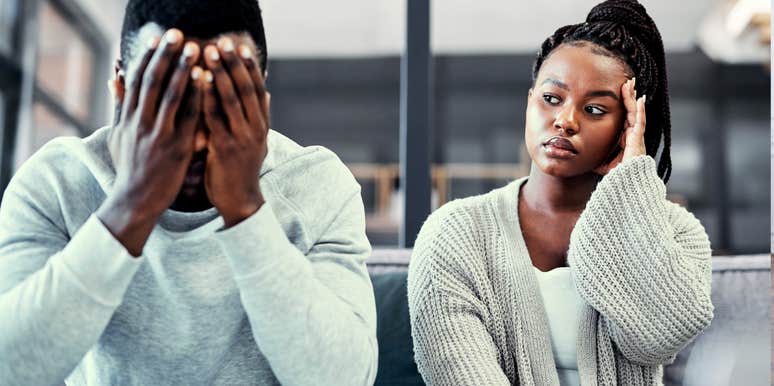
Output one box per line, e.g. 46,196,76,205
663,255,771,386
367,251,770,386
371,271,423,385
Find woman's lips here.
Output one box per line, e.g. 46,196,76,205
542,137,578,159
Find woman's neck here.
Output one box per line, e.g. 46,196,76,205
522,164,599,213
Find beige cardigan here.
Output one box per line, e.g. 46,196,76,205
407,156,714,385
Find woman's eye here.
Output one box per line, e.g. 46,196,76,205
543,94,560,105
585,105,606,115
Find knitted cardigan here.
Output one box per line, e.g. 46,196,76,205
407,155,714,386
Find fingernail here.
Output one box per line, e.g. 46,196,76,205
183,42,197,57
239,45,252,59
166,29,181,44
208,47,220,61
221,38,234,52
147,36,159,49
204,71,213,83
191,67,202,80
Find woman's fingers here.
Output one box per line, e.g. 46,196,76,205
621,77,637,129
631,95,646,143
622,95,647,160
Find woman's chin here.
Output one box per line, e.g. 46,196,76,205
534,159,594,179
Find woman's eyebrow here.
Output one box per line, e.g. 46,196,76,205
541,78,619,101
541,78,569,90
586,90,619,101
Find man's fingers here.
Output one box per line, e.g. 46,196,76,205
137,29,184,125
203,44,248,135
242,46,270,126
202,70,229,141
120,36,159,122
217,39,262,130
157,42,200,132
175,66,204,140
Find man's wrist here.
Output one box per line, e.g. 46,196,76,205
96,193,159,257
221,195,265,228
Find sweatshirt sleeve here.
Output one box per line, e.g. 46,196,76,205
567,155,714,366
212,190,377,386
407,204,512,386
0,170,143,386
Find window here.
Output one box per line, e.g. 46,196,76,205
36,1,96,123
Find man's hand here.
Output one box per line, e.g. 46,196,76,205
594,77,647,176
202,37,270,227
98,29,203,256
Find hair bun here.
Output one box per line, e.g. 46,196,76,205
586,0,657,45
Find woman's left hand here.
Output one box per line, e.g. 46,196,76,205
594,77,647,175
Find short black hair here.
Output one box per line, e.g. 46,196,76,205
532,0,672,183
120,0,267,72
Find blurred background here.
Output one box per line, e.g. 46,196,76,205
0,0,770,254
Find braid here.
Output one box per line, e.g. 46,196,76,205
532,0,672,183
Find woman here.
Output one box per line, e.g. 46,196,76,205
406,1,713,385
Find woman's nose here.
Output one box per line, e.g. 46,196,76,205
553,105,579,135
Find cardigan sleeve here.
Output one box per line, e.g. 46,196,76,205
407,204,512,386
567,155,714,366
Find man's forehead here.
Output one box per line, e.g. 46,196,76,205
126,22,257,65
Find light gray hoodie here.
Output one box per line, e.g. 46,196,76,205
0,126,378,386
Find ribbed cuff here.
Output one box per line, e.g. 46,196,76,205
598,155,665,203
214,202,296,278
53,214,144,307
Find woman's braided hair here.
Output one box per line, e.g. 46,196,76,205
532,0,672,182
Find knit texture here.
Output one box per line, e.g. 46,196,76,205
407,155,713,386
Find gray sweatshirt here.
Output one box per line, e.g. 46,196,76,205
0,126,378,386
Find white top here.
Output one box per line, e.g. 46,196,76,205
533,266,585,386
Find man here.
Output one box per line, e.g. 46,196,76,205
0,1,377,385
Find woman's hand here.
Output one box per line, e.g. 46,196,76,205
594,77,647,175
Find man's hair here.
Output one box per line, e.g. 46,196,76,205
120,0,268,72
532,0,672,183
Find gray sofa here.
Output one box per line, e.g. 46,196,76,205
366,250,771,385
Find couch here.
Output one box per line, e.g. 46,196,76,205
366,250,771,386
